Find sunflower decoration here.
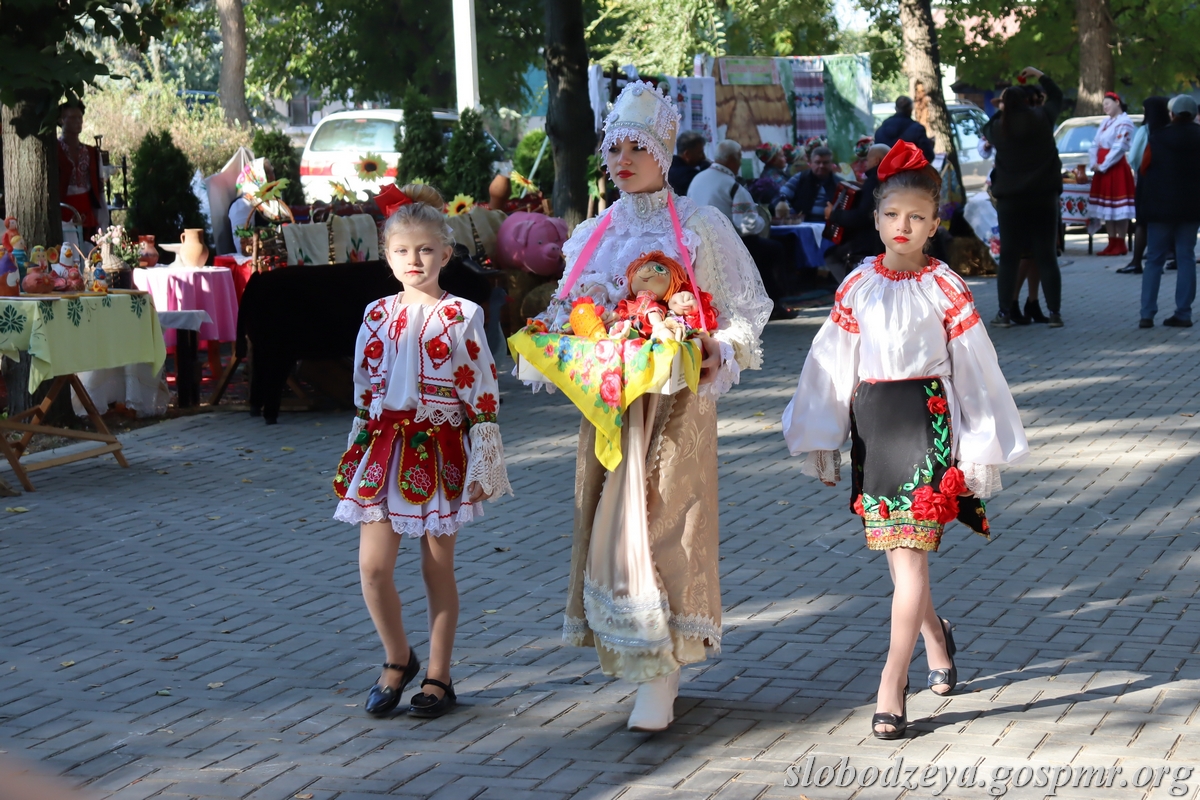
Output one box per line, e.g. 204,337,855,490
329,181,358,203
447,194,475,216
255,177,289,203
355,153,388,182
510,170,538,195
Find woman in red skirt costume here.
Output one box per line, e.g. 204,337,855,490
1088,92,1137,255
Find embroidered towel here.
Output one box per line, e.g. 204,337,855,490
331,214,380,263
283,223,331,266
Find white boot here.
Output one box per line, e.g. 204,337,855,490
626,668,680,732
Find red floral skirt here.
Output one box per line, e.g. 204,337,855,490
1088,149,1137,220
333,409,476,537
849,377,989,552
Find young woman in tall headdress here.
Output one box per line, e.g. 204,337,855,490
530,82,772,732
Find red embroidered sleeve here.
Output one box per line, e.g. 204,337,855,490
830,270,866,334
935,273,981,339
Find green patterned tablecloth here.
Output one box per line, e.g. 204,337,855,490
0,293,167,392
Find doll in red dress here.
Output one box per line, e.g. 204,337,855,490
612,251,718,340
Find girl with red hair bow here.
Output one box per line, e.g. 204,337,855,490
782,140,1028,741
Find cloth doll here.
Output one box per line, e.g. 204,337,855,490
613,251,693,341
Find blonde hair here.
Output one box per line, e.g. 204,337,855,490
382,183,455,249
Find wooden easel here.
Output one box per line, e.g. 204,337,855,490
0,374,129,492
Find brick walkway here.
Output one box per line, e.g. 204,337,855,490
3,239,1200,800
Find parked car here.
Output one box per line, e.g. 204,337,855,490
1054,114,1144,173
871,101,993,192
299,109,506,203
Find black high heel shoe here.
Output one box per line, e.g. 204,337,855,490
871,680,909,740
1024,298,1050,323
408,678,457,718
364,648,420,717
928,618,958,695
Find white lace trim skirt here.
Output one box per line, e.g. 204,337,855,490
333,436,483,537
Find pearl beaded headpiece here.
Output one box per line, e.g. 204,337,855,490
601,81,681,178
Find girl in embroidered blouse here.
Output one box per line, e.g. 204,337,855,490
782,141,1028,740
333,193,513,720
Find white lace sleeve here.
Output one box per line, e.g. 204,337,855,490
346,416,366,450
960,461,1002,499
699,339,740,399
689,207,773,371
801,450,841,484
466,422,513,500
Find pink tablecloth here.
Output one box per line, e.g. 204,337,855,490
133,266,239,346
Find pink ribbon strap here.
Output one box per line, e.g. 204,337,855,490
556,213,613,300
556,193,706,332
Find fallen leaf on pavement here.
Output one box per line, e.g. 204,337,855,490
5,507,29,513
60,661,75,667
483,609,497,614
295,793,314,799
156,470,169,475
118,619,134,624
494,546,510,552
752,411,765,416
159,655,178,662
242,478,253,483
207,682,224,689
155,689,171,696
208,515,221,520
281,447,295,452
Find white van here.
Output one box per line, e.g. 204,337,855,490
299,109,459,203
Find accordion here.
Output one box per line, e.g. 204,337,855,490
822,183,861,245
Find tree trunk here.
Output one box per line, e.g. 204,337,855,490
897,0,962,199
2,102,65,417
216,0,253,125
1075,0,1113,115
1,103,61,251
544,0,593,232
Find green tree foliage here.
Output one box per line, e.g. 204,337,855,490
395,88,445,186
251,129,304,205
513,130,554,195
584,0,838,76
245,0,542,110
127,131,207,248
442,108,496,201
940,0,1200,102
1,0,165,135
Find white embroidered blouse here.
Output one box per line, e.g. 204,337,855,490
350,292,511,498
781,258,1028,497
1088,113,1136,173
536,187,773,395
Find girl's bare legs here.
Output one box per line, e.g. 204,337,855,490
419,532,459,699
875,548,953,733
359,521,412,688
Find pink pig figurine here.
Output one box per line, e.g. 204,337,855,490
494,212,568,276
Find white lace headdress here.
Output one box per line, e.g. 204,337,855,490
601,81,681,178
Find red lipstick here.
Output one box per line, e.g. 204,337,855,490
893,236,909,243
617,170,633,179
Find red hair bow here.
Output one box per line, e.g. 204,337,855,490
876,140,930,183
1104,91,1122,102
374,184,413,218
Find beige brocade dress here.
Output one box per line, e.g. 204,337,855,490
540,188,773,683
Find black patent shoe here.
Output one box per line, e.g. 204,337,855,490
409,678,457,718
1024,298,1049,323
928,618,958,696
364,649,420,717
872,681,909,740
1115,262,1143,274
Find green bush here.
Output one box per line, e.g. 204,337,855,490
127,131,207,250
442,108,495,201
251,129,304,205
395,87,445,186
513,129,554,195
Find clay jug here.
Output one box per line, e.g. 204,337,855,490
180,229,209,267
138,235,159,267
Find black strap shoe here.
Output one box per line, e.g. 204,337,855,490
364,649,420,717
408,677,457,718
1024,298,1050,323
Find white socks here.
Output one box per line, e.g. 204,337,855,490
626,668,680,732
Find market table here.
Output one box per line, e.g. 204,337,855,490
0,291,167,491
770,222,833,270
133,265,238,378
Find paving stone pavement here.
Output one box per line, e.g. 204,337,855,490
4,239,1200,800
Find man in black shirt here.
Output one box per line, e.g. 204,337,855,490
874,96,935,162
667,131,710,196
